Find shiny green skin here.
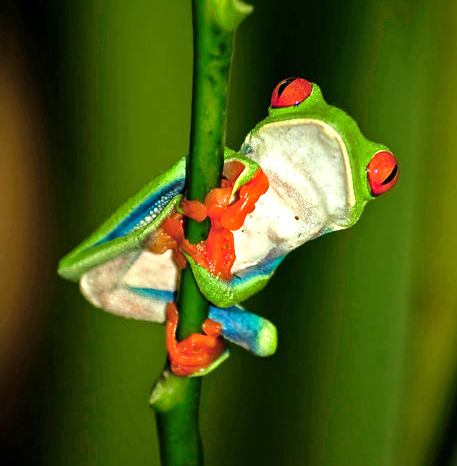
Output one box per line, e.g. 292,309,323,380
57,150,258,282
243,83,391,227
58,82,394,313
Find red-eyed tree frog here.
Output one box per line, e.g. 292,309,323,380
58,78,398,376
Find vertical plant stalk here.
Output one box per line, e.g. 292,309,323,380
152,1,253,466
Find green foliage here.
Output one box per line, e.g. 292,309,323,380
153,1,252,465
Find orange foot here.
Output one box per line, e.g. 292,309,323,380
149,165,269,280
166,303,226,377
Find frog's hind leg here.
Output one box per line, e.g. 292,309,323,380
80,246,277,357
80,249,177,323
208,304,277,357
122,286,277,357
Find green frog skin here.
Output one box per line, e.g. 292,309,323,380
58,77,398,369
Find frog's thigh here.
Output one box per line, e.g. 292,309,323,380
80,250,178,322
123,249,178,290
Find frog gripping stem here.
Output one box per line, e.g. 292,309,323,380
56,24,398,459
160,165,271,377
220,168,269,231
166,303,226,377
152,167,269,281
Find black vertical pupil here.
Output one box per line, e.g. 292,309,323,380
277,78,296,97
382,164,398,185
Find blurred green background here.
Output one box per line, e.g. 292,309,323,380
2,0,457,465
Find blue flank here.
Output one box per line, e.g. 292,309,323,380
95,178,185,245
231,254,285,284
129,287,176,302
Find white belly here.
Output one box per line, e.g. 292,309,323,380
79,119,355,319
232,119,355,273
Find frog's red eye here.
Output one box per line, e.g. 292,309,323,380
271,77,313,108
367,151,399,196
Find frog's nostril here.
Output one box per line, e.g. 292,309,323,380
271,77,312,109
367,151,399,196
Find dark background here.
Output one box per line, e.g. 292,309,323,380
1,1,456,465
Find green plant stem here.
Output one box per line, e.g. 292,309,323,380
155,377,202,466
153,1,252,466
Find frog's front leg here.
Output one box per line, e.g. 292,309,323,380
156,163,272,305
182,166,282,308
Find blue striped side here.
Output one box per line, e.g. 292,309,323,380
129,287,176,302
95,178,185,245
231,254,285,285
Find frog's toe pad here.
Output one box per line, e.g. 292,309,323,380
208,305,278,357
188,349,230,377
255,320,277,357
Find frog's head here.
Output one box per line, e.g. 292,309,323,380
243,77,399,233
